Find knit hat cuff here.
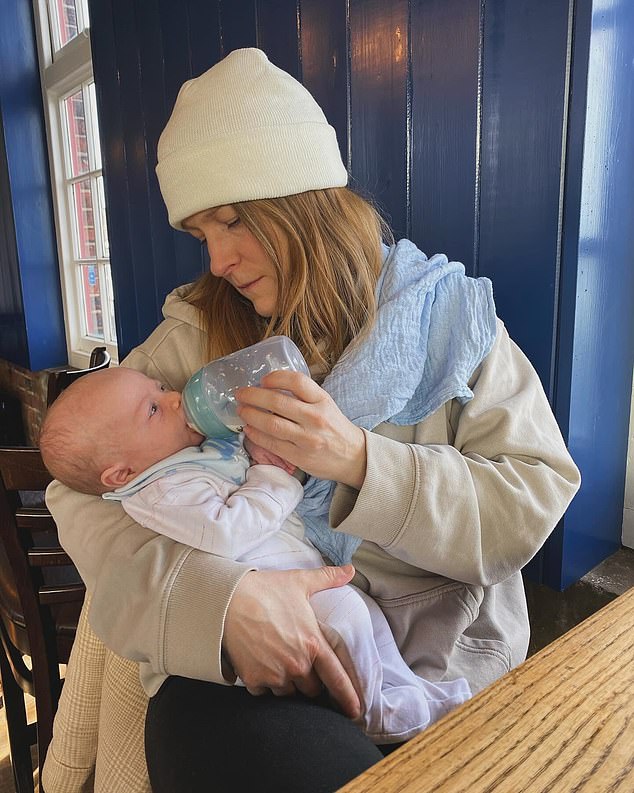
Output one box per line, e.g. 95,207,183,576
157,122,348,229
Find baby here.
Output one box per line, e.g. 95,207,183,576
40,366,470,744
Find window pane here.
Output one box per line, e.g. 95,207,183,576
87,82,102,170
71,179,96,259
102,265,117,345
79,265,104,339
48,0,80,52
63,89,90,177
96,175,110,258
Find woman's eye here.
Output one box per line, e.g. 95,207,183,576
227,217,240,229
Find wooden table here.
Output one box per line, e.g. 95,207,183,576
340,586,634,792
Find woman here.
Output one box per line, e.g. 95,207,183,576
43,48,580,793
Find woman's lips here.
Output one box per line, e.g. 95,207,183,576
236,277,262,292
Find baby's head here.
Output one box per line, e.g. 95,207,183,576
40,367,204,495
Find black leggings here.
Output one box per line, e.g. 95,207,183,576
145,677,386,793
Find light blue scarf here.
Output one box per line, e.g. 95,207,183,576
295,239,497,565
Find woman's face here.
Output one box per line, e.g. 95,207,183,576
182,205,281,317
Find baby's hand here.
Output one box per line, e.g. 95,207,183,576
244,437,296,475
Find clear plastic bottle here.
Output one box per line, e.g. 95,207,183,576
182,336,310,438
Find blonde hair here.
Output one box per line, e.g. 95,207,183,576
186,187,393,371
39,374,117,495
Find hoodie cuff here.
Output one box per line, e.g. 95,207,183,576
329,429,417,547
162,551,255,683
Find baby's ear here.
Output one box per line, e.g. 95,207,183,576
101,463,135,489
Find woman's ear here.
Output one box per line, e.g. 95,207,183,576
101,463,135,489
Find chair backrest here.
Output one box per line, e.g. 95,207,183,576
46,346,111,405
0,447,85,779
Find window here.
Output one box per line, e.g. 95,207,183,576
33,0,118,366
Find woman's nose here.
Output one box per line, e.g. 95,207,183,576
206,237,238,277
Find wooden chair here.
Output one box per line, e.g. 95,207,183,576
46,346,111,405
0,448,85,793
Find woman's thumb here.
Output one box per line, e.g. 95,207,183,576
303,564,355,595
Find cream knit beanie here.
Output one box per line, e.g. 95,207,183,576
156,48,348,229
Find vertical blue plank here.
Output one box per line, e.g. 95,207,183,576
153,0,221,308
349,0,409,237
178,0,223,288
157,0,192,109
555,1,592,443
257,0,301,78
219,0,258,54
132,0,173,325
558,0,634,588
409,0,481,268
0,109,29,365
155,0,208,311
300,0,349,165
187,0,223,78
131,0,189,328
109,0,159,353
531,0,594,590
0,0,66,369
478,0,571,393
88,0,137,357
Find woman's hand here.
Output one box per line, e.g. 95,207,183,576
236,371,367,489
222,565,362,719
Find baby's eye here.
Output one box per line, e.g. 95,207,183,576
159,383,167,391
150,403,158,417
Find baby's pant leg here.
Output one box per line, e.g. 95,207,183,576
310,586,383,712
310,586,470,743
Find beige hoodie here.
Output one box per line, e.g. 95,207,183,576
43,285,580,792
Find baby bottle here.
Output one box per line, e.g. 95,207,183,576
182,336,311,438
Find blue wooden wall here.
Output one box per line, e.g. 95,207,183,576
1,0,629,587
0,0,66,370
87,0,634,589
550,0,634,587
90,0,580,384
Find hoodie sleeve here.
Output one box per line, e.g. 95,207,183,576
47,480,253,684
330,320,581,586
46,315,252,685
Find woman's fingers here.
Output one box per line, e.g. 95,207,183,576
268,685,297,697
236,380,317,431
259,648,360,720
246,685,268,696
292,565,362,717
223,566,361,718
260,370,325,402
236,371,327,425
236,374,367,489
291,669,324,699
313,647,360,718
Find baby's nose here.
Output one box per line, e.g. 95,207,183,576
165,390,181,410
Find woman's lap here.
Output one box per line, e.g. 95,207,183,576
145,677,383,793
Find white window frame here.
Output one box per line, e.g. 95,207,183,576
32,0,118,367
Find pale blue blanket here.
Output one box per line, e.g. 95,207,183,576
296,239,497,565
103,436,249,500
